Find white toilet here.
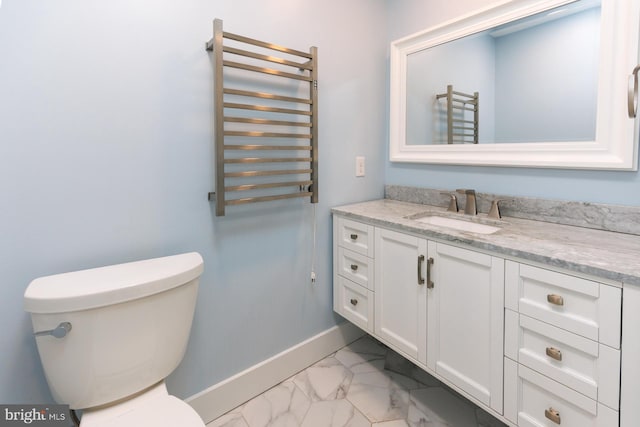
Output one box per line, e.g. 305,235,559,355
23,252,206,427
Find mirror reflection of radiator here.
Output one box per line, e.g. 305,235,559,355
436,85,479,144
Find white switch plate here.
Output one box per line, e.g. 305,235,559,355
356,156,365,177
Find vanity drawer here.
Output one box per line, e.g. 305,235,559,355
505,262,621,349
335,276,373,332
337,247,373,290
505,311,620,409
336,217,374,257
504,361,618,427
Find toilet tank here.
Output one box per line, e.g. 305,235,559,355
23,252,204,410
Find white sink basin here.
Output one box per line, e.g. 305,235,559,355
412,215,501,235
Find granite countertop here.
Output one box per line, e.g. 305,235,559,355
332,199,640,287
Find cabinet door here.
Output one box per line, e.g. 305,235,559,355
374,228,427,364
427,242,504,413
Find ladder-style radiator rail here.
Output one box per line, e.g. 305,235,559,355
206,19,318,215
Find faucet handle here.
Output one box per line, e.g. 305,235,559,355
488,199,508,219
440,192,458,212
456,189,477,215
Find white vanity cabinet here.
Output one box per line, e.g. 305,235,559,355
334,217,506,415
330,191,640,427
503,261,622,427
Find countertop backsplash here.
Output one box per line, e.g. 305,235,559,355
385,185,640,236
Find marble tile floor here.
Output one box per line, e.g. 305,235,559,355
206,335,508,427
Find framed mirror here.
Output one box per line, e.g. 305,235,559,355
389,0,640,169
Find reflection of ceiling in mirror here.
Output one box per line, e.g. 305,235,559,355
490,0,600,37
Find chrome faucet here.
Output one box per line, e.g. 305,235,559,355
456,189,477,215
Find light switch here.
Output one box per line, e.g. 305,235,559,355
356,156,365,177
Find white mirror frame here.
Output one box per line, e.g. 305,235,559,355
390,0,640,170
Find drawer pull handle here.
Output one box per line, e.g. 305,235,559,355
547,294,564,306
546,347,563,361
350,264,358,271
350,298,358,306
418,255,425,285
545,408,561,424
350,233,358,240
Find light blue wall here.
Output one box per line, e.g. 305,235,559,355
0,0,386,403
494,7,599,142
386,0,640,207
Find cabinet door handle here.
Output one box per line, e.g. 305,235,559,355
350,233,358,240
426,257,434,289
418,255,425,285
546,347,563,361
629,65,640,118
350,298,358,306
547,294,564,306
545,408,561,424
350,264,358,271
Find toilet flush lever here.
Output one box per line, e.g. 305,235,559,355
34,322,72,339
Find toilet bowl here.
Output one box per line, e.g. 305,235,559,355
79,382,203,427
23,252,206,427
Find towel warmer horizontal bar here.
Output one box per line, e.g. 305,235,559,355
224,169,312,178
224,88,311,104
223,60,312,82
224,117,312,127
224,102,311,116
224,144,312,151
224,131,311,138
225,157,312,164
451,90,475,98
226,180,313,192
225,192,313,207
451,105,476,111
451,97,477,105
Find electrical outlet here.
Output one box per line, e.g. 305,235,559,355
356,156,365,177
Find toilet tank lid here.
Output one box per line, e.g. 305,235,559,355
24,252,204,314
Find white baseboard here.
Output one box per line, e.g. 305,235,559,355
185,322,365,424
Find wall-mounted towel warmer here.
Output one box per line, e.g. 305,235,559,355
436,85,478,144
206,19,318,216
